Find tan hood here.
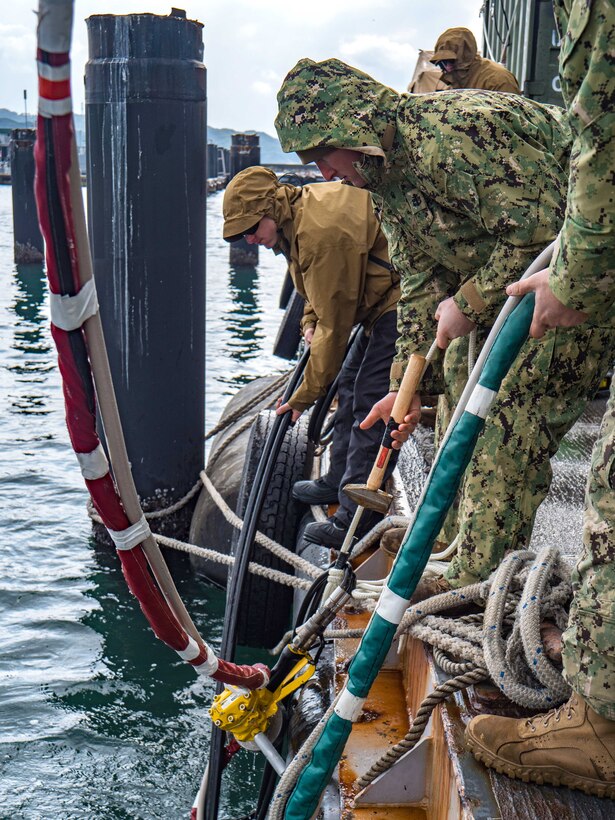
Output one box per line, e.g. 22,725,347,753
431,27,478,69
222,166,299,242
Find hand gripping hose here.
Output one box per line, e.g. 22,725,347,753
274,242,555,820
35,0,268,692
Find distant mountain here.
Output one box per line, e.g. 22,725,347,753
207,126,299,165
0,106,298,165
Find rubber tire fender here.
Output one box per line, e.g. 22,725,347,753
230,408,311,649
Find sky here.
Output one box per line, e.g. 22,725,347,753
3,1,482,136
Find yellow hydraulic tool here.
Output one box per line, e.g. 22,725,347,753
209,648,315,743
209,566,355,775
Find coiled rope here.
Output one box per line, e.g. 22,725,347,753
352,547,571,792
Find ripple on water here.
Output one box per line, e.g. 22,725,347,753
0,187,287,818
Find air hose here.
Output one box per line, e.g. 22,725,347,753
272,242,555,820
204,347,311,820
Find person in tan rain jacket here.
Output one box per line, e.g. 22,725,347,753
223,167,414,547
430,27,521,93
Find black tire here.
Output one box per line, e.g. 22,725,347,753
278,268,294,309
231,409,311,648
188,375,282,587
273,289,304,360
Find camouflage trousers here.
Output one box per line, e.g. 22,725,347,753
435,324,614,589
561,378,615,719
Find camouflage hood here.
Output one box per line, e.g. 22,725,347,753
222,166,300,242
431,27,479,70
275,58,399,164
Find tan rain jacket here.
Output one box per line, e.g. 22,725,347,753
431,27,521,93
223,167,399,411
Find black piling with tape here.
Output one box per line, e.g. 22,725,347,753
85,9,207,538
10,129,44,264
229,133,260,266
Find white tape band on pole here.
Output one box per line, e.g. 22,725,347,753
375,586,410,625
177,636,202,662
37,0,74,53
334,688,366,722
75,444,109,480
37,61,71,81
108,515,151,551
193,650,219,677
465,384,497,419
49,278,99,331
39,98,73,117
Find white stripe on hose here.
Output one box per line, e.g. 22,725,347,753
37,61,71,81
108,515,151,551
177,635,202,662
193,654,219,677
39,97,73,117
465,385,497,419
49,278,99,331
376,585,410,625
75,444,109,480
334,688,366,722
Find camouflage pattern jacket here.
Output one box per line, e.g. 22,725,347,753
275,59,572,390
431,27,521,93
550,0,615,319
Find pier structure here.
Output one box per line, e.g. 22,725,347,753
85,9,206,538
229,133,260,266
10,129,44,264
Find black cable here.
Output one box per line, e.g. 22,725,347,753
204,348,311,820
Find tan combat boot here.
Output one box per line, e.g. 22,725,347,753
465,691,615,798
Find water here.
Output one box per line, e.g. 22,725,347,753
0,186,289,819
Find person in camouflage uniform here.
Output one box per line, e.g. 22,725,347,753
275,58,614,597
465,0,615,796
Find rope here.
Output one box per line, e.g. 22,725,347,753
154,533,312,591
204,370,291,441
350,547,571,793
355,668,488,792
143,477,204,519
199,471,321,579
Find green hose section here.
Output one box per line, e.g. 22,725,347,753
480,294,535,391
347,614,398,697
283,712,352,820
283,294,534,819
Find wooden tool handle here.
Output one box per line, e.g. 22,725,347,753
391,353,425,424
364,353,427,491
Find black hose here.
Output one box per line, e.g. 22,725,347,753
204,348,311,820
306,326,363,445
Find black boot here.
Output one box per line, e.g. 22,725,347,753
292,477,339,505
301,517,347,549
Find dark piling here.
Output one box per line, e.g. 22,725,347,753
229,133,260,266
85,9,206,539
10,129,44,264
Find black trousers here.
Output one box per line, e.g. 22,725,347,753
324,309,399,527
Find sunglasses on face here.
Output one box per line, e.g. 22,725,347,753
243,223,259,237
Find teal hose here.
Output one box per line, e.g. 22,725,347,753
283,293,536,818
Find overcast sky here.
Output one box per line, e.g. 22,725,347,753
4,1,482,135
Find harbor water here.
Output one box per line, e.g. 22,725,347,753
0,185,289,819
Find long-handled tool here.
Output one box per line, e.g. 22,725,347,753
330,347,435,575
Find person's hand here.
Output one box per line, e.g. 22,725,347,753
506,268,589,338
435,297,476,349
303,326,315,346
360,391,422,450
275,398,302,423
390,393,422,449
